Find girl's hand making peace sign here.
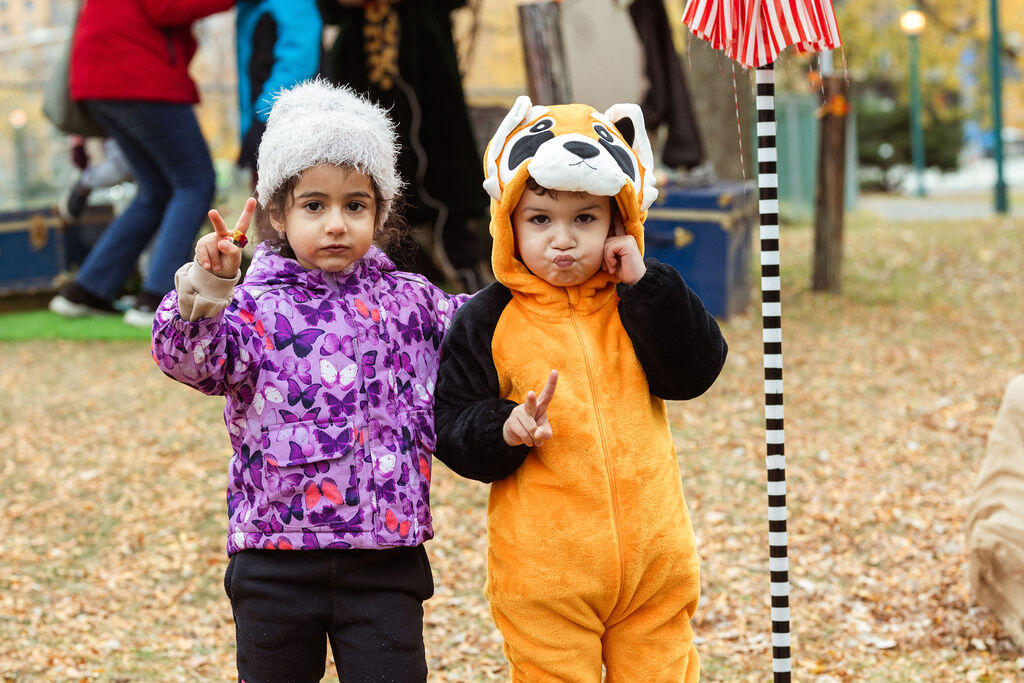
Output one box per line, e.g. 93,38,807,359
196,197,257,278
503,370,559,448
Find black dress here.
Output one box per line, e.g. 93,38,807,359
318,0,490,286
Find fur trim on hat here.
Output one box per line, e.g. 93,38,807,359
255,78,403,221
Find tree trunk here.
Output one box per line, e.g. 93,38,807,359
812,75,848,293
517,1,572,105
683,37,755,180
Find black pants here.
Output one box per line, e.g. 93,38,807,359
225,546,434,682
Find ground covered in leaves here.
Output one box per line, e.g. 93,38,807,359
2,209,1023,681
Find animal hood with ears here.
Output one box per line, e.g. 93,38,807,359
481,96,659,291
482,96,658,216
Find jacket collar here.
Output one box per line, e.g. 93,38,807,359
246,242,395,291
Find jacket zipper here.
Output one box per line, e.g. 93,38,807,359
568,304,626,595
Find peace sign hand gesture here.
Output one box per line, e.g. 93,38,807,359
196,197,257,278
503,370,559,448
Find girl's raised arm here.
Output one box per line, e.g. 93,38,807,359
152,287,266,398
151,200,265,397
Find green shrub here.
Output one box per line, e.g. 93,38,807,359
855,95,965,191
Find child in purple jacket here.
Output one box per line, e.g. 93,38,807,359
151,79,467,681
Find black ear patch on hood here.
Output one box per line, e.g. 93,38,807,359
612,116,636,147
594,124,635,181
508,130,555,170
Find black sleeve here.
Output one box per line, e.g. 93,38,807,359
248,13,277,106
433,283,531,483
238,120,265,171
316,0,356,25
616,259,728,400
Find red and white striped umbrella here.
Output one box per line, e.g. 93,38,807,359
683,0,841,68
682,1,841,681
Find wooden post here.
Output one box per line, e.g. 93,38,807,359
517,1,572,105
812,75,848,292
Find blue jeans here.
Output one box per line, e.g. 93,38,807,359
77,100,216,299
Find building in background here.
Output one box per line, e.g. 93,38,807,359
0,0,77,209
0,0,75,37
0,1,241,211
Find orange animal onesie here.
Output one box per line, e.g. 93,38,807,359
434,97,727,682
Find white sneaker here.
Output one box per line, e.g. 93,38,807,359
49,294,87,317
123,307,156,328
49,293,117,317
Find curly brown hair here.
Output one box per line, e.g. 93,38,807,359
251,164,407,259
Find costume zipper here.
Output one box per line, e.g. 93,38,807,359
568,304,626,597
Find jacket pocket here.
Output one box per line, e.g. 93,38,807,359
262,417,358,469
411,418,435,499
371,412,436,542
258,417,364,532
162,30,178,66
411,418,436,528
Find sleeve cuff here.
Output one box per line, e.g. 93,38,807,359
174,260,240,321
486,400,532,472
616,259,679,301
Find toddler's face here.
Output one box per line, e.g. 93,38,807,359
512,187,613,287
272,165,376,272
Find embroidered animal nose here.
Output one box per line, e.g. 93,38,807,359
563,141,599,159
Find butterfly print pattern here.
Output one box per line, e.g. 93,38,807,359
153,244,469,555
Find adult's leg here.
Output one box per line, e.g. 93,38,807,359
72,102,173,301
124,102,216,297
226,550,332,683
85,100,215,299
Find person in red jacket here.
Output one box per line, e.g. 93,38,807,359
49,0,235,327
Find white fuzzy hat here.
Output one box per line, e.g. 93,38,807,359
255,78,403,221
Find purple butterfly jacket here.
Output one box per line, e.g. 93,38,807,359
152,244,468,555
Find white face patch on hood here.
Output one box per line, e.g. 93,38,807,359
482,96,658,211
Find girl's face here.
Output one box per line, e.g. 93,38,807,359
271,165,377,272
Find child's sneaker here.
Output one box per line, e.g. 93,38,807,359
49,282,118,317
123,291,162,328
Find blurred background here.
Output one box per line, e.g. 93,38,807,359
3,1,1024,680
2,0,1022,284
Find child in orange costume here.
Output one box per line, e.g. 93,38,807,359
434,96,728,681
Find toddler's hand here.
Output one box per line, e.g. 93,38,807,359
603,213,646,285
503,370,558,448
196,197,256,278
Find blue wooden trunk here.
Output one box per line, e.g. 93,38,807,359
642,180,757,319
0,205,114,295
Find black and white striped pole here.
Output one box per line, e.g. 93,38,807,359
755,63,791,682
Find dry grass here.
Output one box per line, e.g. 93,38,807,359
2,210,1023,681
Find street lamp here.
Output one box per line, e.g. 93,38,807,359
900,9,926,197
988,0,1008,213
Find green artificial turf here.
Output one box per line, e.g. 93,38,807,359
0,310,151,341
